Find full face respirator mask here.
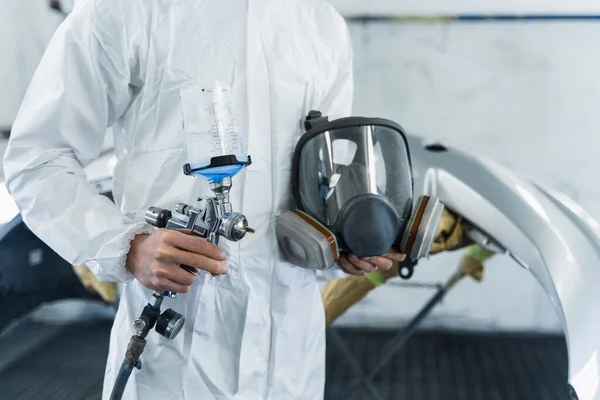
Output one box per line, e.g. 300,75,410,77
276,111,444,270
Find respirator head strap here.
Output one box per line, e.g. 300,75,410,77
304,110,329,131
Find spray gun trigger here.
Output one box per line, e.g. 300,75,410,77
180,264,198,276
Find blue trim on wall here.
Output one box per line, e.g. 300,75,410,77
346,14,600,23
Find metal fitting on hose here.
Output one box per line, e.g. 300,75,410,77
125,336,147,365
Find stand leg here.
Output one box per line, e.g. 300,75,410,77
367,285,447,380
334,271,465,400
329,328,385,400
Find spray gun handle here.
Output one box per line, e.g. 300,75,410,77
145,199,255,282
206,232,220,277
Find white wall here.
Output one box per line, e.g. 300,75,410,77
330,0,600,17
330,20,600,333
0,0,73,129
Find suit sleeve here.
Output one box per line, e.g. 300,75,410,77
2,2,154,283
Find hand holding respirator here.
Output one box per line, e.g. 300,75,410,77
276,111,444,271
109,83,254,400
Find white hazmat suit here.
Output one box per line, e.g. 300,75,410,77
3,0,353,399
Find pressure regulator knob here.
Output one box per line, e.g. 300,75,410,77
219,213,255,242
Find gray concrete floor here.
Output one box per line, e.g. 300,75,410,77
0,300,574,400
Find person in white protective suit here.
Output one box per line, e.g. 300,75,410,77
3,0,405,399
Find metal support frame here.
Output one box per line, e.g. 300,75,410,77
329,270,467,400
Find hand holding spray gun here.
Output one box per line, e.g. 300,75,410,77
110,82,254,400
126,229,229,295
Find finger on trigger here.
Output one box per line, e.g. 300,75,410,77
165,263,197,286
171,248,229,275
168,232,228,261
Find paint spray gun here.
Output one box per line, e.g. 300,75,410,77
139,169,255,339
109,83,254,400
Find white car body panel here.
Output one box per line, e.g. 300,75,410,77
408,134,599,400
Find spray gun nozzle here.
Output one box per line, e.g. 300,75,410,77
243,226,255,234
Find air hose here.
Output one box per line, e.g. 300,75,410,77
109,336,146,400
109,293,165,400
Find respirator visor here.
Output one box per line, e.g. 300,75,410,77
292,118,415,256
294,121,414,230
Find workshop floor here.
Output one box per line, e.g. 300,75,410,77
0,301,572,400
325,328,572,400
